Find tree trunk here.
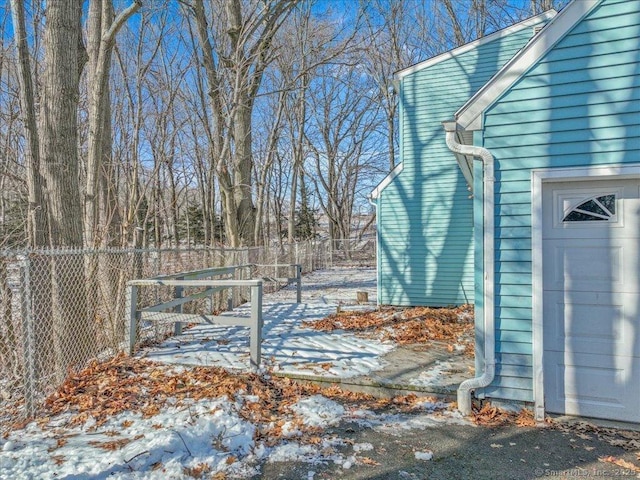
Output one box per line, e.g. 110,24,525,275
84,0,140,248
40,0,84,247
39,0,93,375
10,0,48,248
233,100,256,246
189,0,296,247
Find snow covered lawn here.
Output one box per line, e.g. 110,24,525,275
0,354,468,479
0,267,475,479
143,267,391,378
142,267,472,383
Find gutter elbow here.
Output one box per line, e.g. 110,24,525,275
457,362,496,415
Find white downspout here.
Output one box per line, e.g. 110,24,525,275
443,121,495,416
368,195,381,306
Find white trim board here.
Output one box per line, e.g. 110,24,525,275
530,163,640,421
456,0,601,130
394,11,556,80
370,162,404,200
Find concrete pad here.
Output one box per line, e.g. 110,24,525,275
276,341,474,400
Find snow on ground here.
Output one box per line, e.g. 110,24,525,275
144,267,391,378
0,267,473,479
409,359,460,388
0,388,469,479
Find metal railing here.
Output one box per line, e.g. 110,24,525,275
127,278,264,368
126,264,302,368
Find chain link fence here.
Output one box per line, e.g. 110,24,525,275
327,234,377,267
0,238,375,423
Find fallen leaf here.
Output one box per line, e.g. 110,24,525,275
88,438,131,451
515,409,537,427
599,456,640,472
183,463,211,477
47,437,68,452
302,305,474,353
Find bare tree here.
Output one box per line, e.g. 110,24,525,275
9,0,48,248
184,0,297,247
531,0,554,13
84,0,141,248
306,60,383,242
112,8,166,248
270,4,359,244
361,0,433,172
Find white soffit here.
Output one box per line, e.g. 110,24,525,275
395,10,557,81
455,0,602,130
453,130,475,191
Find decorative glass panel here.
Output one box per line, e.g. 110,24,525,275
598,194,615,215
563,194,616,222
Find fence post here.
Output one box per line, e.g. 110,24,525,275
174,276,184,336
295,264,302,303
330,240,334,267
249,281,263,370
19,255,36,417
125,283,138,354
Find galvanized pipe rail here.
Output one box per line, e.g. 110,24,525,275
125,264,302,369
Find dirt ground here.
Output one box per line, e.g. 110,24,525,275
256,415,640,480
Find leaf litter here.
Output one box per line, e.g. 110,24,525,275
1,353,460,479
3,268,638,478
302,304,475,355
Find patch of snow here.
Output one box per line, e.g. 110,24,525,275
268,436,346,465
409,360,457,388
414,399,451,412
1,442,14,453
0,398,259,480
290,395,345,428
349,408,470,434
352,442,374,452
342,455,356,469
0,267,476,479
414,450,433,461
0,392,469,479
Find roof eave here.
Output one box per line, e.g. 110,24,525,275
394,10,557,81
455,0,602,131
370,162,404,200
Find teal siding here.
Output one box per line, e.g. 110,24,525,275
378,23,547,306
480,0,640,403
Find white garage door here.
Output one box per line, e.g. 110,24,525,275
542,178,640,422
